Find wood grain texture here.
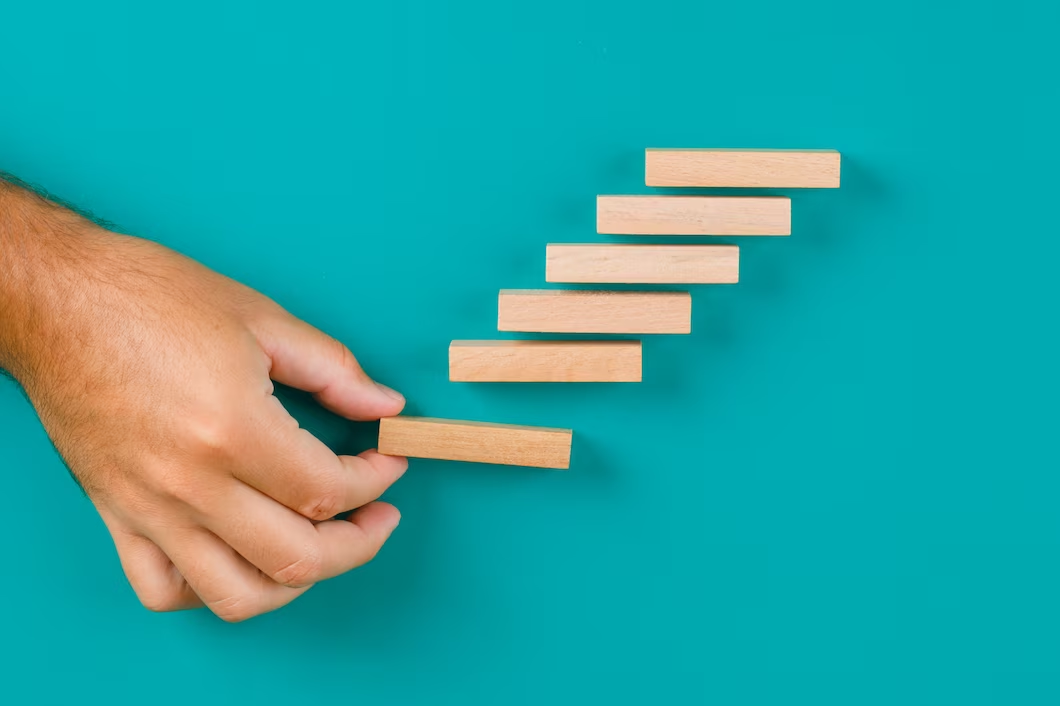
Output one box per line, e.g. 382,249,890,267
597,195,790,235
645,148,841,188
498,289,691,334
450,340,642,382
546,244,739,284
377,416,572,469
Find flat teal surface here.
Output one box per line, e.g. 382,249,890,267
2,1,1058,703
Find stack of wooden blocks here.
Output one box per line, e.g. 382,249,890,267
379,148,841,469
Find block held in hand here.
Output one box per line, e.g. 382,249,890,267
378,416,572,469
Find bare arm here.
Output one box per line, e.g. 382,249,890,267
0,177,407,621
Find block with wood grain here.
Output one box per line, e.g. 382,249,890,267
497,289,691,334
378,416,572,469
450,340,642,382
645,148,841,188
546,244,739,284
597,195,790,235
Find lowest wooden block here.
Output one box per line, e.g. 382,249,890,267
645,148,841,188
597,195,790,235
498,289,691,334
378,416,572,469
546,244,739,284
450,340,642,382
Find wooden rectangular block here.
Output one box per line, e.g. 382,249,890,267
597,195,790,235
645,148,841,188
498,289,691,334
378,416,572,469
450,340,642,382
546,244,739,284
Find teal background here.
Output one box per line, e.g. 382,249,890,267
1,1,1058,703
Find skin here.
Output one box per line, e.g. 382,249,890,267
0,178,408,621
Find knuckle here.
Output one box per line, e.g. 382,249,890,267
331,338,365,380
183,407,238,461
272,548,324,588
208,594,261,623
331,337,353,368
136,586,185,613
298,479,346,521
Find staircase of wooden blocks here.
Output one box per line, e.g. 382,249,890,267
377,148,841,469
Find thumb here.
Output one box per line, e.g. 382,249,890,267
252,311,405,421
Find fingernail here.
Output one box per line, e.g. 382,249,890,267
375,382,405,403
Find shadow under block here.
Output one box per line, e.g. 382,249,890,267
546,244,739,284
450,340,642,382
645,148,841,188
377,416,572,469
498,289,691,334
597,195,790,235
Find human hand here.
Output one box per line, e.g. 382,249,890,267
0,185,407,621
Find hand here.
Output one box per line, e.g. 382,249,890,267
1,186,407,621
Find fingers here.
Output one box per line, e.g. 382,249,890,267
335,450,409,515
106,520,203,613
108,483,401,621
345,501,402,541
238,403,407,519
303,501,402,585
252,311,405,421
154,526,309,623
200,477,400,588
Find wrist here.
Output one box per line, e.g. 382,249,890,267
0,181,105,382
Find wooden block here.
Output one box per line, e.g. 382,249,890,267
498,289,691,334
450,340,642,382
597,195,790,235
546,244,739,284
645,148,841,188
378,416,572,469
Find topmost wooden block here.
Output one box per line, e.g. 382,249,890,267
645,148,841,188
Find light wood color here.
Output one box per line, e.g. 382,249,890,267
645,148,841,188
498,289,691,334
546,244,739,284
597,195,790,235
378,416,572,469
450,340,642,382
